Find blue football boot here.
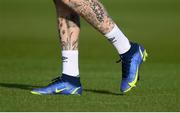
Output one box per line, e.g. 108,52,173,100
119,42,148,93
31,74,82,95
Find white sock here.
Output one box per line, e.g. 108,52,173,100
62,50,79,77
105,24,131,54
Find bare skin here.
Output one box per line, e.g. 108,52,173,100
54,0,80,50
60,0,115,34
54,0,115,50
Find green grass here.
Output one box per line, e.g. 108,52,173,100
0,0,180,111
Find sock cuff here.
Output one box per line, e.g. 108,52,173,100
62,50,79,77
104,24,119,38
62,50,79,55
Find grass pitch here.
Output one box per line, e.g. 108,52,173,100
0,0,180,111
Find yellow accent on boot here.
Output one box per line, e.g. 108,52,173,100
128,68,139,87
71,87,81,94
55,88,68,93
31,91,42,95
123,68,139,93
143,50,148,62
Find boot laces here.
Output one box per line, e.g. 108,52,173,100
49,76,62,85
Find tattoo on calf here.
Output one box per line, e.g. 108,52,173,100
66,0,114,33
65,13,80,28
67,0,106,23
72,39,78,50
58,12,80,50
87,0,105,23
61,36,78,50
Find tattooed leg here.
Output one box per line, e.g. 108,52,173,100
54,0,80,50
60,0,115,34
60,0,131,55
54,0,81,77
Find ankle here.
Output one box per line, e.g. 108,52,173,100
61,74,81,86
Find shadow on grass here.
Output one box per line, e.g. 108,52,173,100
0,82,123,96
84,89,123,96
0,83,42,91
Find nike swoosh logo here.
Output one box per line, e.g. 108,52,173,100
128,67,139,87
55,88,68,93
